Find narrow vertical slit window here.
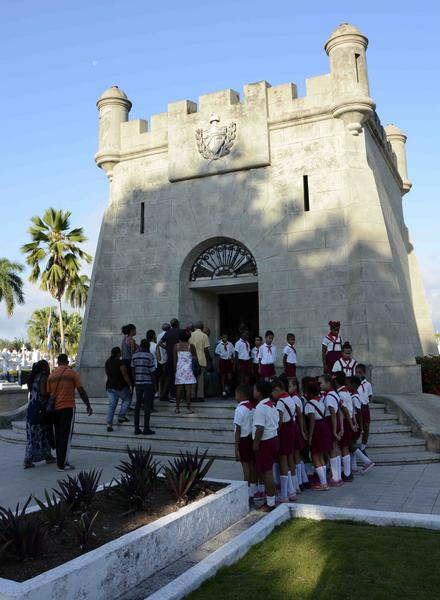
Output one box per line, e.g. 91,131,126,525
140,202,145,234
355,53,360,82
303,175,310,212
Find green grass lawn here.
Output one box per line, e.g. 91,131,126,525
186,518,440,600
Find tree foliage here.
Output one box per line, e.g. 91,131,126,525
0,259,24,317
27,307,83,356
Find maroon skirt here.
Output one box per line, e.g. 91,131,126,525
325,350,342,373
285,363,297,377
361,404,371,425
325,415,341,441
310,419,333,455
238,435,254,463
278,421,295,456
255,436,280,473
260,364,276,378
292,420,306,450
218,359,233,375
339,418,354,448
239,359,251,374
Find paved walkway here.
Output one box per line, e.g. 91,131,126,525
1,441,440,514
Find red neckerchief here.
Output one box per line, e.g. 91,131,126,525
340,357,352,369
241,401,256,410
337,386,349,393
327,333,339,342
278,392,290,399
267,344,273,355
223,343,228,352
263,399,275,407
241,339,250,351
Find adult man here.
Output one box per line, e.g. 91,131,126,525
104,347,132,433
190,321,212,401
156,322,170,401
48,354,93,472
160,318,180,401
132,338,156,435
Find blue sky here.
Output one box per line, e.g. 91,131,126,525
1,0,439,338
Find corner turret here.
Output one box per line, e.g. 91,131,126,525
385,123,412,194
325,23,375,135
95,86,132,180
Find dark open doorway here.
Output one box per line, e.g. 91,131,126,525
218,291,259,343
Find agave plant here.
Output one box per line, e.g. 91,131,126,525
117,446,161,481
33,490,67,530
73,511,99,551
77,469,102,506
54,475,82,511
0,497,48,561
164,449,215,503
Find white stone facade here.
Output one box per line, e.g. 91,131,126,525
77,23,436,394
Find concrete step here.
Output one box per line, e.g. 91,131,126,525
365,449,440,465
368,424,412,434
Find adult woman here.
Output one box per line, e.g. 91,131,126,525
121,324,137,387
24,360,55,469
174,329,197,414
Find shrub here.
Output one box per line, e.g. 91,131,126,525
73,511,99,551
77,469,102,506
33,490,67,530
164,449,215,503
54,469,102,511
118,446,161,481
416,356,440,395
0,497,48,561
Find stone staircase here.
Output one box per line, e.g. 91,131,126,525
1,398,439,465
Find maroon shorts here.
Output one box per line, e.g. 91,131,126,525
292,420,306,451
278,421,295,456
260,364,276,378
238,435,254,463
255,436,280,473
310,419,333,455
252,363,260,380
361,404,371,425
218,359,233,375
285,363,297,377
239,360,251,375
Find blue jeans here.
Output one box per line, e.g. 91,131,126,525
106,388,131,425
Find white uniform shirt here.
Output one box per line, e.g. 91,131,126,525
283,344,297,364
276,393,297,423
324,390,340,417
337,386,354,418
233,401,255,438
322,334,342,352
156,331,168,365
304,398,326,421
252,398,279,440
251,346,261,364
358,379,373,405
259,343,277,365
291,393,303,414
332,357,358,376
149,341,158,368
352,392,361,411
215,341,235,360
235,338,251,360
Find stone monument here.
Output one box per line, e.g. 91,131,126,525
77,23,436,394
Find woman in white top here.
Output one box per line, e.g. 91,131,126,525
173,329,197,415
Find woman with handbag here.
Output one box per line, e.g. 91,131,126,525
24,360,56,469
173,329,197,414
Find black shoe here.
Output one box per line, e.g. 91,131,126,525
134,429,143,435
342,473,354,482
143,429,156,435
107,426,114,433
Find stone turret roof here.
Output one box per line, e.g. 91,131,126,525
98,85,130,102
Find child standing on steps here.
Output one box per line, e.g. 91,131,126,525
319,373,343,487
215,333,235,397
304,380,333,491
235,330,252,385
334,371,358,481
233,384,257,500
252,380,280,512
332,342,358,377
322,320,343,373
259,330,277,380
272,379,298,503
283,333,297,380
251,336,263,382
356,363,373,452
347,376,375,474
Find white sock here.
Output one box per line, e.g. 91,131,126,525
280,475,289,500
296,464,302,485
330,457,339,482
273,463,281,485
267,495,276,507
316,466,327,486
355,448,372,465
337,455,342,480
361,443,367,451
351,454,358,471
305,462,314,476
287,471,295,495
258,483,265,493
342,455,351,477
249,483,256,497
295,474,301,493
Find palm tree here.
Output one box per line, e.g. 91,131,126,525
0,258,25,317
64,312,83,356
21,208,92,353
65,274,90,309
27,307,61,354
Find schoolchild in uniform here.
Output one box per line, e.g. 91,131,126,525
283,333,297,380
272,379,298,503
252,380,280,512
319,373,343,487
251,336,263,383
332,342,358,377
334,371,358,481
215,333,235,397
347,376,375,473
322,320,343,373
304,380,333,491
300,376,316,486
235,329,252,385
285,375,308,492
259,330,277,380
355,363,373,452
233,384,257,498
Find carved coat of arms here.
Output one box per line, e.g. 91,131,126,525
195,113,237,161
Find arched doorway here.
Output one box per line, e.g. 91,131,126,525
179,239,259,342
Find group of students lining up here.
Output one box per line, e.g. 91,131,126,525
232,320,374,512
